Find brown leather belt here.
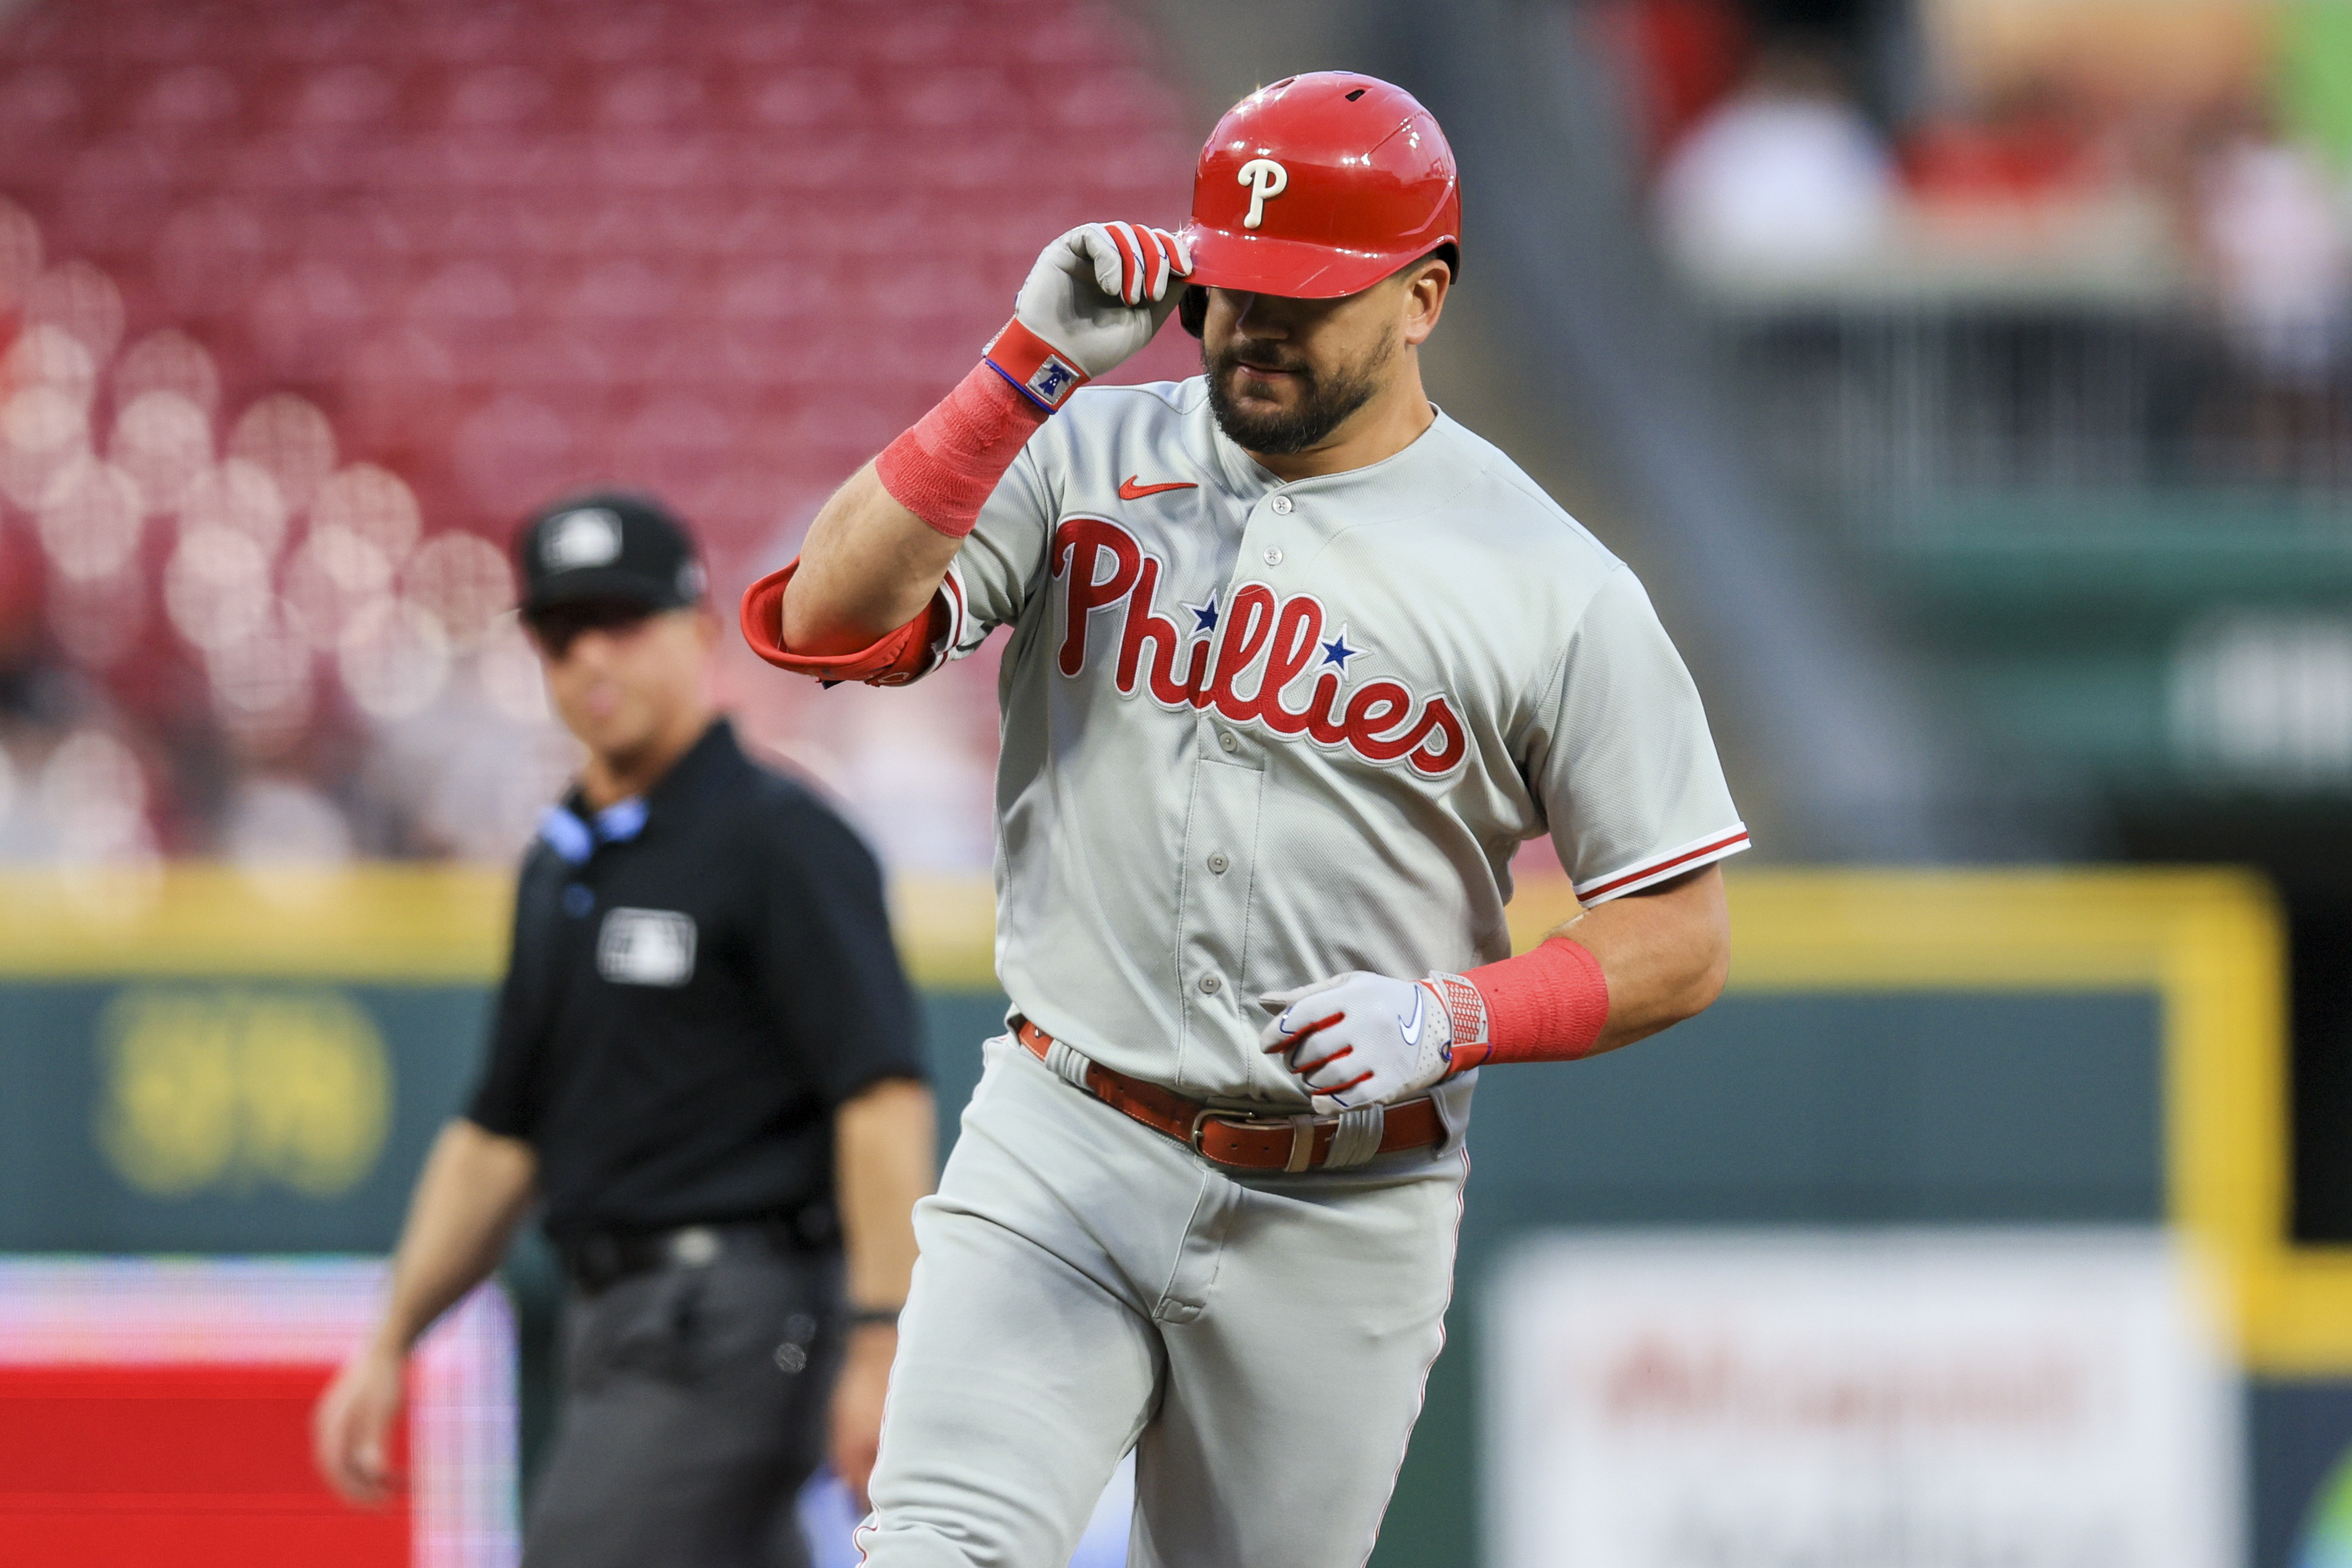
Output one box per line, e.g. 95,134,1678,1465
1016,1018,1442,1173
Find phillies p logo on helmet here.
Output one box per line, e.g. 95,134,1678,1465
1179,72,1461,301
1238,158,1288,229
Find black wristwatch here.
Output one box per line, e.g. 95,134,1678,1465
848,1305,902,1329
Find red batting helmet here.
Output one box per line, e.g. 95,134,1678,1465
1178,71,1461,312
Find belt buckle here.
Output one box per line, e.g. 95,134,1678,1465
1190,1108,1320,1173
668,1225,723,1268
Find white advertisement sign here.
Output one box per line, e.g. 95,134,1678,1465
1487,1231,2239,1568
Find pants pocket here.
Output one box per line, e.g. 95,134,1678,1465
568,1269,709,1392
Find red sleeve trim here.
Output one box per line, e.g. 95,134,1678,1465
737,557,949,687
1573,825,1751,904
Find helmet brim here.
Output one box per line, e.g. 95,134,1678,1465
1178,222,1442,300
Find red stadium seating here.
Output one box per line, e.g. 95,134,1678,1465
0,0,1202,818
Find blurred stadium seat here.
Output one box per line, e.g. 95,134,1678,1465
0,0,1200,865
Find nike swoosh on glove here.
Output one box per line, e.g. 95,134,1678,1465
1259,970,1456,1114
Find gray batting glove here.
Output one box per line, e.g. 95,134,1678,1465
1260,971,1454,1114
1012,222,1191,380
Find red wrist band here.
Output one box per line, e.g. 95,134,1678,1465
874,356,1049,540
1429,936,1610,1071
981,317,1089,412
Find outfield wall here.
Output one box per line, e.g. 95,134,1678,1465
0,866,2339,1566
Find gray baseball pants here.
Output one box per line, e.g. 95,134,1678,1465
522,1250,843,1568
856,1035,1466,1567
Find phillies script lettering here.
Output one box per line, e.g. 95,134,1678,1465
1051,517,1468,778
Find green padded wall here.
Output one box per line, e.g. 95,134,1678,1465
0,975,2168,1568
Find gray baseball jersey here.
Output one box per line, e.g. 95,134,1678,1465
836,373,1746,1568
905,374,1746,1105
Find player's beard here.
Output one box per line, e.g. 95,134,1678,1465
1202,324,1397,455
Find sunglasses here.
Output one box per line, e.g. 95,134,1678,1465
525,599,656,660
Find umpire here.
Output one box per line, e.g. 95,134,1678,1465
315,493,934,1568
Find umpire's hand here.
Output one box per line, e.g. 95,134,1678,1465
314,1341,406,1505
829,1076,936,1509
831,1323,895,1507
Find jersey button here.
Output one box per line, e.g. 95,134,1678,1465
1217,731,1239,754
1261,546,1283,567
1207,853,1230,874
1270,494,1295,515
1199,973,1222,994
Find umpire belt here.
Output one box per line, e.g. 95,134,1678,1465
1015,1018,1442,1173
563,1219,822,1298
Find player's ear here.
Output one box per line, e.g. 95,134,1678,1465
1178,285,1207,338
1402,256,1450,346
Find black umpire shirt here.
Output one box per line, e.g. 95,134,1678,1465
467,719,926,1251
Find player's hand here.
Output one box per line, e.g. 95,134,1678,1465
312,1341,406,1506
1260,971,1455,1113
1012,222,1191,378
829,1323,896,1510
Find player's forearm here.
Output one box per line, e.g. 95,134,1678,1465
833,1077,936,1312
1549,864,1731,1055
370,1119,537,1355
785,341,1054,656
783,465,966,655
772,225,1184,665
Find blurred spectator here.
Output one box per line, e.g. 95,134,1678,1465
1657,43,1897,278
2197,129,2351,386
1918,0,2269,130
832,689,997,875
221,775,353,866
353,664,578,862
0,721,157,864
1902,78,2103,214
1580,0,1753,163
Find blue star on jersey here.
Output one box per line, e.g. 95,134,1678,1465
1183,593,1219,635
1320,625,1364,675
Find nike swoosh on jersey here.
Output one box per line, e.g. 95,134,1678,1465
1397,986,1424,1048
1118,476,1198,500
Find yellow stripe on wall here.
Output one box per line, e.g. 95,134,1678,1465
0,867,1003,989
0,865,514,981
0,861,2341,1370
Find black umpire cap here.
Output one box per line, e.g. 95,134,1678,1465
516,491,707,618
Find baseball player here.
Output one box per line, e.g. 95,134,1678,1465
742,72,1745,1567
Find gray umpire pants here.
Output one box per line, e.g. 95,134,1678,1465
522,1248,844,1568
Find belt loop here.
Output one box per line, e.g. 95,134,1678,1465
1284,1115,1316,1174
1043,1038,1094,1091
1324,1103,1385,1170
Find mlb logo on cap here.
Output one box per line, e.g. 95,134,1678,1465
543,508,624,571
517,491,705,616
